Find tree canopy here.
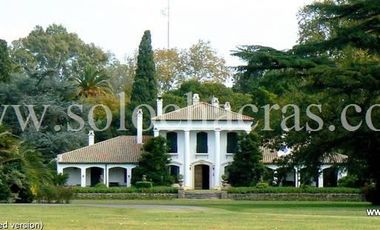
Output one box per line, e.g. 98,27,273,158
233,0,380,204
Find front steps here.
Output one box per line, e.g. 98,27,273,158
178,190,227,199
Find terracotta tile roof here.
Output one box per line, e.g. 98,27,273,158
57,136,151,164
261,149,347,164
152,102,254,121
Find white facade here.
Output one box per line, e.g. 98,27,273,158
57,94,346,189
152,99,253,190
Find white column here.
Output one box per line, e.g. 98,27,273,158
294,167,300,188
126,168,132,187
105,166,109,187
214,129,221,189
184,130,191,188
318,168,324,188
57,165,63,174
81,167,86,187
137,109,143,144
153,128,159,137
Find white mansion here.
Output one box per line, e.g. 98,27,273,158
57,94,347,189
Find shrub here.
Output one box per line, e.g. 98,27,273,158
0,178,11,202
52,173,69,186
94,183,107,188
56,186,74,204
72,186,178,194
36,185,74,203
133,181,153,188
36,185,57,203
255,182,269,189
15,186,34,203
338,175,359,188
362,183,378,203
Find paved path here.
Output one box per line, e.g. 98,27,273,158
81,204,208,211
2,203,208,211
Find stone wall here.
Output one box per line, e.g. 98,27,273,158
227,193,364,201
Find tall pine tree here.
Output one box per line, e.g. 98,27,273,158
129,31,157,133
0,39,12,82
130,30,157,108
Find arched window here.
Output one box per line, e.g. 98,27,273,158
227,132,238,153
196,132,208,153
167,132,178,153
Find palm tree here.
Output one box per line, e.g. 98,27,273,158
0,126,51,202
74,65,113,97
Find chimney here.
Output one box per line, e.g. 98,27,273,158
88,130,95,146
137,109,143,144
211,96,219,107
157,96,163,116
193,94,200,105
224,102,231,111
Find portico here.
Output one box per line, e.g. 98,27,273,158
152,94,254,189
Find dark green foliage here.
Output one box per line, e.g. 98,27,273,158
227,132,265,187
132,136,173,186
135,181,153,188
338,175,360,188
128,30,157,134
130,30,157,109
234,0,380,204
35,184,73,203
0,175,11,201
0,74,87,159
0,39,12,82
52,173,69,186
0,126,54,203
11,24,110,81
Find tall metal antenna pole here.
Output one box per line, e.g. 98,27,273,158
167,0,170,49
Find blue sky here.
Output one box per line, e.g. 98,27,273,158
1,0,312,66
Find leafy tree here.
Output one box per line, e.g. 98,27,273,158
106,59,135,98
227,132,264,187
154,48,186,91
0,39,12,82
233,0,380,204
130,30,157,108
184,40,231,83
154,40,231,91
10,24,110,81
132,136,173,185
0,74,88,159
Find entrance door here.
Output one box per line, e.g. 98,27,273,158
90,167,102,186
194,165,210,189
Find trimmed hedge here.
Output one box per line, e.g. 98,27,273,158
75,193,177,200
226,186,361,194
72,186,178,194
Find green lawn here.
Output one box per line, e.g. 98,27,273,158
1,200,379,229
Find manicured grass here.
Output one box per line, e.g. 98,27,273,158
1,200,379,229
